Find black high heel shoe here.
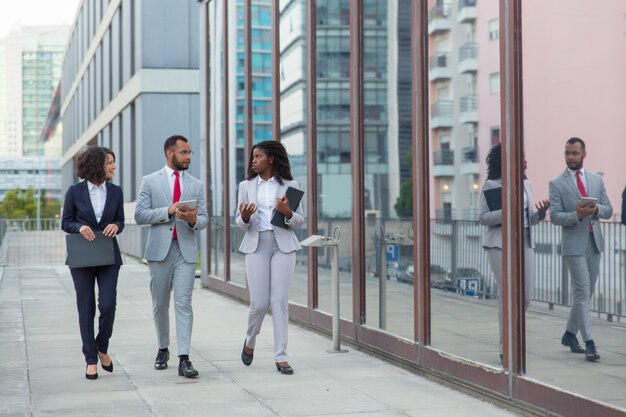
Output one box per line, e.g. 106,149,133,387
98,352,113,372
275,362,293,375
241,340,254,366
85,365,98,380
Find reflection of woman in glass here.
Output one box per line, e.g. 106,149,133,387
62,147,124,379
479,143,549,363
235,141,305,375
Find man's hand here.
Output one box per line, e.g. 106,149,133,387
576,202,597,221
276,196,292,220
239,202,257,223
176,206,197,225
102,223,119,237
168,203,178,216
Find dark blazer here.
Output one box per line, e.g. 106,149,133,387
62,180,125,265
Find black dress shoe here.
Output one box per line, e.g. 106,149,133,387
585,344,600,362
275,362,294,375
154,348,169,370
561,332,585,353
178,360,199,378
85,365,98,380
98,352,113,372
241,340,254,366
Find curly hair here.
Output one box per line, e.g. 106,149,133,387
486,142,501,180
246,140,293,184
76,146,110,184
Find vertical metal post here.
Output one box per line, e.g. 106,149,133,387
330,244,342,351
379,237,387,330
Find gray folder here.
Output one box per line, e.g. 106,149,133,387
65,231,115,268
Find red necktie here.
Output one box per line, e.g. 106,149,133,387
576,170,592,231
172,171,181,239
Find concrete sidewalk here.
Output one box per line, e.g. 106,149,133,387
0,260,522,417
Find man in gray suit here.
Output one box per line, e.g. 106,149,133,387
135,135,208,377
549,137,612,362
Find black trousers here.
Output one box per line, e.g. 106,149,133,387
70,265,120,365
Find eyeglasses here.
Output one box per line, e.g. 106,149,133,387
177,150,193,156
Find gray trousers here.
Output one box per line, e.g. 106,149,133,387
485,228,534,354
564,233,600,342
148,240,196,356
245,231,295,362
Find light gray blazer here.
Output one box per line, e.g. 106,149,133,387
479,179,544,249
549,168,612,256
134,168,208,263
235,178,305,254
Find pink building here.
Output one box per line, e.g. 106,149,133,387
523,1,626,215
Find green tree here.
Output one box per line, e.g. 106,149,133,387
394,151,413,218
0,188,61,219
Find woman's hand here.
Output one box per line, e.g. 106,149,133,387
239,202,257,223
103,223,119,237
276,196,293,220
535,199,550,218
79,225,96,241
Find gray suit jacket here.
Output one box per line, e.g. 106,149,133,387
549,168,612,256
135,168,208,263
235,178,305,254
479,179,544,249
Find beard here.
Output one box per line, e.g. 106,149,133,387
567,160,583,171
172,156,189,171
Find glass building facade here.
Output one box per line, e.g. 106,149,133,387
199,1,626,417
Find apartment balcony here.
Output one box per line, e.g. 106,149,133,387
432,149,455,177
430,100,453,129
429,53,452,82
428,4,451,35
458,43,478,74
457,0,477,24
460,145,480,175
459,94,478,124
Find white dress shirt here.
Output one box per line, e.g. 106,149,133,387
257,176,279,231
164,165,184,198
523,187,529,228
87,180,107,223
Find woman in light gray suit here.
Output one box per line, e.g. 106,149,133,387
479,143,549,362
236,140,305,375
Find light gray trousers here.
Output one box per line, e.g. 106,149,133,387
148,240,196,356
485,228,534,354
245,231,295,362
564,233,600,342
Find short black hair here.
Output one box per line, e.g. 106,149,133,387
76,146,109,183
566,137,586,150
163,135,189,154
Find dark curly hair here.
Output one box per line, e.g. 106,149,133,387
76,146,113,184
246,140,293,184
486,142,501,180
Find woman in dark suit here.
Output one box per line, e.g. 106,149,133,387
62,146,124,380
235,141,304,375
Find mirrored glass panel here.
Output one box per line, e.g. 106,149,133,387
523,2,626,410
429,0,503,367
279,0,309,306
315,0,353,321
361,0,414,340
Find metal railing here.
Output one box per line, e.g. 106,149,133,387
460,94,478,112
433,149,455,165
430,100,453,117
459,42,478,62
459,0,477,9
462,145,478,163
428,4,451,23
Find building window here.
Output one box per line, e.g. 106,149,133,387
490,127,500,145
489,72,500,94
488,19,499,41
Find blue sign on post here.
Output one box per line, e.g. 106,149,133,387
386,244,399,262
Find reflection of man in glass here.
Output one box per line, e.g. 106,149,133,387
549,137,613,362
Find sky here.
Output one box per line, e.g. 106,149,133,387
0,0,81,38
